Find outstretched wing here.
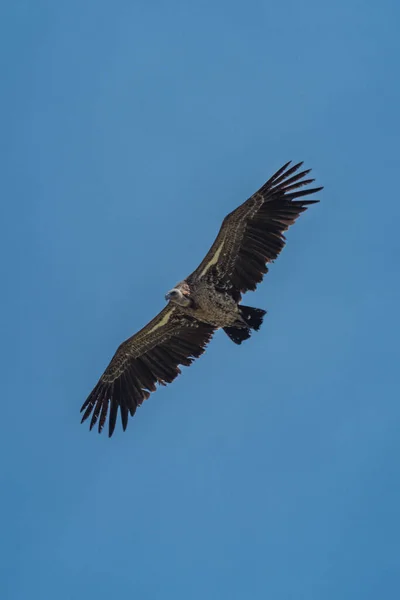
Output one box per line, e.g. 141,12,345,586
81,306,215,437
188,161,322,301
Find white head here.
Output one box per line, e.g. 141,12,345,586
165,288,191,307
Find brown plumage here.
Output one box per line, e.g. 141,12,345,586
81,161,322,436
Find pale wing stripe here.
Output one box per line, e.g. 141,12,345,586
145,308,174,335
198,240,225,278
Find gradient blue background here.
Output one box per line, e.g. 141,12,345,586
2,1,400,598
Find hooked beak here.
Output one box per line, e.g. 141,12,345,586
165,292,172,301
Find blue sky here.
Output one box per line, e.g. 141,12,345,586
2,0,400,598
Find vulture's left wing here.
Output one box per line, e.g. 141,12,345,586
188,161,322,301
81,306,215,437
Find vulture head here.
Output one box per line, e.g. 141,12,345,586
165,287,192,307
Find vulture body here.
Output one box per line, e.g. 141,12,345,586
81,161,322,436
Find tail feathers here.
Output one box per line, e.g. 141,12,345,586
223,306,267,345
223,326,252,345
238,305,266,331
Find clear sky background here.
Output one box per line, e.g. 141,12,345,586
2,1,400,598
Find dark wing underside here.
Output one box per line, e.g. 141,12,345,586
188,161,322,301
81,306,215,437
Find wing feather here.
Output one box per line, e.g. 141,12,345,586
188,161,322,300
81,305,215,436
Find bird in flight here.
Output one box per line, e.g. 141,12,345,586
81,161,322,437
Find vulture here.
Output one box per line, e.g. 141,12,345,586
81,161,322,436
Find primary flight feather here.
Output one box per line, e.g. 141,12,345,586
81,161,322,436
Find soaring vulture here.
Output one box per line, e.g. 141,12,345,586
81,161,322,436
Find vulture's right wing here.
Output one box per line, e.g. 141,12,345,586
81,306,215,437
